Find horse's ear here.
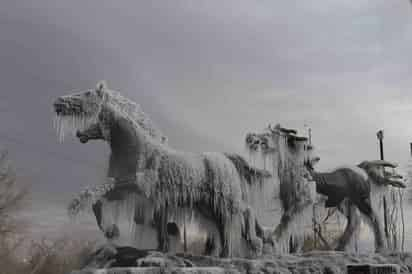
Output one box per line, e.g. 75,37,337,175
96,80,107,97
357,161,368,170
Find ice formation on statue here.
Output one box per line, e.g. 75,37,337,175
53,81,406,258
53,81,277,258
246,124,407,254
358,160,406,251
246,125,317,253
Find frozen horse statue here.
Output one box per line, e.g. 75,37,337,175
246,125,317,253
53,81,273,258
246,125,406,253
305,158,405,252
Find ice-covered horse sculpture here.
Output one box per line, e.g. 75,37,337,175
246,125,317,253
53,81,275,258
246,125,406,253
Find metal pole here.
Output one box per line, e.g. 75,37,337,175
308,128,312,145
379,137,384,160
377,130,390,248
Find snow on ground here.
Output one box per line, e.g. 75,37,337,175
182,251,412,274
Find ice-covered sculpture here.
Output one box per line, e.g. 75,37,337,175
246,125,406,253
53,81,277,258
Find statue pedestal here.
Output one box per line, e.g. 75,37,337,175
76,248,411,274
347,264,400,274
71,267,238,274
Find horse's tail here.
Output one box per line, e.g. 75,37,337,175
224,153,271,185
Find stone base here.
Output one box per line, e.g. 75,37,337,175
347,264,400,274
76,247,412,274
71,267,238,274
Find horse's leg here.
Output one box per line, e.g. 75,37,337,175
195,203,222,257
203,230,222,257
204,235,215,256
272,209,307,253
218,219,230,257
357,197,385,252
272,198,313,253
289,236,302,254
92,200,103,231
243,207,263,257
273,209,292,241
154,206,169,252
335,202,361,251
271,209,292,253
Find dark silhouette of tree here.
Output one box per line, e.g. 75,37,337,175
0,150,28,237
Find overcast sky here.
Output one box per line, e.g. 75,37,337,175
1,1,412,238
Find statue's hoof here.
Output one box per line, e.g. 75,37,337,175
250,237,263,258
262,243,274,255
271,240,281,255
375,247,388,254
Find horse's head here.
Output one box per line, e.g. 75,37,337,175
246,124,318,162
54,81,168,146
53,81,108,142
246,124,321,185
245,127,278,154
303,144,320,171
54,81,107,117
358,160,406,188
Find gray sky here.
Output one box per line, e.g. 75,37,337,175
1,1,412,237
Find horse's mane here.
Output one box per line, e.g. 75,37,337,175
104,89,168,144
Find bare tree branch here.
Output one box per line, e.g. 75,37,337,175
0,150,28,238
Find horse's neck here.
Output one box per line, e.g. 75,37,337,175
107,112,166,180
107,113,140,180
311,169,325,177
363,169,382,185
308,169,322,182
109,118,137,151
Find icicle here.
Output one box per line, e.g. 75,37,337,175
53,101,100,143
